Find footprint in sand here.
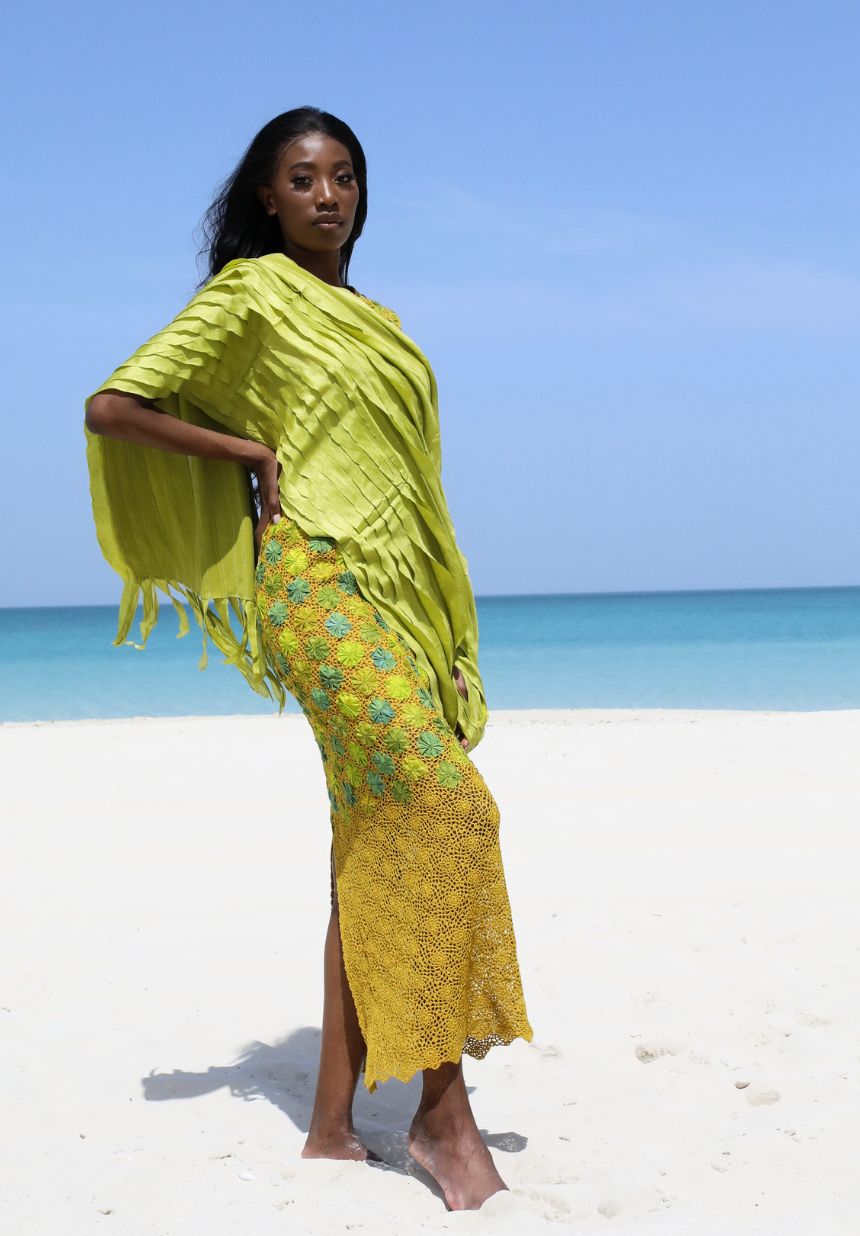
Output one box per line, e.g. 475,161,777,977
747,1088,781,1106
795,1012,831,1027
634,1040,682,1064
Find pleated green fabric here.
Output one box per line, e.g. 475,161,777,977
83,251,489,750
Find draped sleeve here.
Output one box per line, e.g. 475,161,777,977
82,259,287,707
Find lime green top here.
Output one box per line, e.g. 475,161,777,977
83,251,489,750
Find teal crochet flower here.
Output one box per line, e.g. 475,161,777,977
324,612,352,638
274,652,291,676
317,585,340,610
436,761,462,789
417,731,444,758
287,577,311,603
331,735,346,757
371,646,396,671
309,536,335,554
417,686,435,709
368,697,395,724
267,600,290,626
367,771,385,797
371,751,396,776
391,779,411,804
373,611,390,631
342,782,357,807
310,687,330,710
319,664,344,690
263,539,283,565
337,570,358,594
254,560,266,585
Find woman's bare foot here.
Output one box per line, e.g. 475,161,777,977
302,1122,374,1161
407,1061,507,1210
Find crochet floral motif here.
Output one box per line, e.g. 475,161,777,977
255,512,533,1093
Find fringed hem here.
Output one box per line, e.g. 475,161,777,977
112,573,287,711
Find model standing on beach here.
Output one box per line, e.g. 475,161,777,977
83,107,533,1211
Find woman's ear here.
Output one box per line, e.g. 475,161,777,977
256,184,274,215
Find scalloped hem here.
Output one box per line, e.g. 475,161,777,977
361,1021,535,1094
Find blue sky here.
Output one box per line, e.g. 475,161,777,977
3,0,858,604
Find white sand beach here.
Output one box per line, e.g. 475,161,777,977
2,708,858,1234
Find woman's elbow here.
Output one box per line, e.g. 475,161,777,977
85,392,117,434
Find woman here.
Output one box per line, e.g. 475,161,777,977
83,107,532,1211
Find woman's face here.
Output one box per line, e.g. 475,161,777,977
258,132,359,259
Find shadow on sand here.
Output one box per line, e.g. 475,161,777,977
142,1027,528,1201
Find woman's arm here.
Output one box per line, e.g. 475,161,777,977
85,390,283,549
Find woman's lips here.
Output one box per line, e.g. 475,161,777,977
314,219,343,229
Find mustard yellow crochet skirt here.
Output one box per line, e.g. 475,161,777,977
256,513,533,1092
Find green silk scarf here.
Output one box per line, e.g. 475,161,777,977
83,251,489,749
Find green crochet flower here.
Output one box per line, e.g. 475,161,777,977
319,664,344,690
368,697,395,725
254,560,266,585
417,686,435,709
371,751,396,776
367,771,385,797
264,576,282,597
267,600,290,626
359,622,380,643
386,674,411,701
391,779,412,804
355,721,377,747
317,585,340,610
293,607,316,633
337,692,362,719
337,570,358,595
331,735,346,757
436,761,462,789
287,578,311,603
417,731,444,758
324,612,352,638
371,647,396,671
310,687,330,711
401,754,428,782
263,539,283,565
331,713,348,738
305,635,330,661
352,667,379,697
383,727,409,755
309,536,334,554
274,651,291,676
336,640,364,667
400,702,427,728
347,742,369,769
280,632,300,662
283,548,309,575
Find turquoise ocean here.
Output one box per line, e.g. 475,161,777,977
1,586,859,723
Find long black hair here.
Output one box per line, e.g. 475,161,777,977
195,106,368,290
